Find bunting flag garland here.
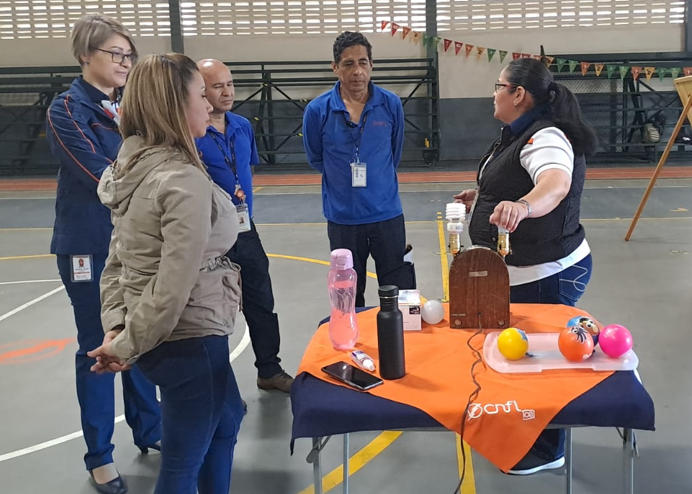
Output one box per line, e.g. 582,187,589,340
658,67,668,82
380,22,688,81
631,66,642,81
487,48,496,62
644,67,655,82
580,62,591,76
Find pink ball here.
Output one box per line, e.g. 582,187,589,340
599,324,633,358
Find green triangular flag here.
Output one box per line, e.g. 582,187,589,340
670,67,681,79
422,34,429,46
619,66,629,80
434,36,441,47
487,48,496,62
606,65,617,79
657,68,668,82
568,60,578,73
499,50,508,63
556,59,567,72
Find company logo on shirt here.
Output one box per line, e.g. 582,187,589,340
371,120,389,127
467,400,535,421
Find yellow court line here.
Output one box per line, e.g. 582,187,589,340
456,434,477,494
266,253,378,279
253,187,263,193
436,212,450,302
295,431,403,494
0,254,54,261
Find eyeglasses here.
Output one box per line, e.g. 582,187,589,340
96,48,137,65
494,83,516,92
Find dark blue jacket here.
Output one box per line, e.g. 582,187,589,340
46,77,121,255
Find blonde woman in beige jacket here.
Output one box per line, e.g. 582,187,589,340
87,53,245,494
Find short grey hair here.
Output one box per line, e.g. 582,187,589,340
71,13,137,66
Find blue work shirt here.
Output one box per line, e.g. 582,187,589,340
302,81,404,225
196,112,260,217
45,77,123,255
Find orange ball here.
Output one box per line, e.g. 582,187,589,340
558,327,594,362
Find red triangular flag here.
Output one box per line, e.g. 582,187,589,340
444,39,452,52
684,67,692,77
580,62,591,76
465,44,474,57
454,42,463,55
533,55,542,61
512,52,522,60
381,21,389,31
391,23,400,35
402,26,411,39
522,53,531,58
631,66,642,80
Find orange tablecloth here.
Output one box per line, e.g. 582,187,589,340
297,303,613,471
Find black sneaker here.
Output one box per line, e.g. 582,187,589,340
506,453,565,475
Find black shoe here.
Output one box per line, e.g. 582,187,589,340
506,453,565,475
138,441,161,454
89,471,128,494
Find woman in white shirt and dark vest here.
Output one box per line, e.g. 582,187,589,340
455,57,598,475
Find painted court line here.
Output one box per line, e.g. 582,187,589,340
0,286,64,324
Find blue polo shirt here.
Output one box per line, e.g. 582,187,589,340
196,112,260,217
302,81,404,225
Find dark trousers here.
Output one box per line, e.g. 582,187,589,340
510,254,593,462
328,214,416,307
56,254,161,471
136,335,244,494
226,220,283,379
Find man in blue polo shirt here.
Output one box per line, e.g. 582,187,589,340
196,59,293,393
303,31,415,307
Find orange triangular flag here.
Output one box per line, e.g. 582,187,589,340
402,26,411,39
465,44,474,57
512,52,522,60
684,67,692,76
476,46,486,60
644,67,655,82
412,31,422,44
544,56,555,67
444,39,452,52
594,63,605,76
631,66,642,80
580,62,591,76
454,42,463,55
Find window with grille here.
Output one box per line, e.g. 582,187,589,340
0,0,686,39
437,0,686,31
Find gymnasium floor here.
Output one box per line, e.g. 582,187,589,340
0,168,691,494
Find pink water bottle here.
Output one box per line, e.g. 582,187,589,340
327,249,360,350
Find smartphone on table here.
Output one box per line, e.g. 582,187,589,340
321,361,384,391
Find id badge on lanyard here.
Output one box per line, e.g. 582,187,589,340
234,184,251,232
70,255,93,282
351,159,367,188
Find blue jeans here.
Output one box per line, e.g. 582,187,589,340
136,335,245,494
226,220,283,379
510,254,593,462
57,254,161,471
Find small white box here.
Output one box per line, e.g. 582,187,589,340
398,289,421,331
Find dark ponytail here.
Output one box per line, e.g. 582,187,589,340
505,58,599,156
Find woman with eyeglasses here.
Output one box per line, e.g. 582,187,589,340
454,57,598,475
45,13,161,494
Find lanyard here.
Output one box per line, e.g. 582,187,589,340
209,132,246,203
342,113,368,162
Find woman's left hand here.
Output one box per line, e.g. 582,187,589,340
88,330,131,374
489,200,530,233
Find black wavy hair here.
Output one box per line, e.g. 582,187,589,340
333,31,372,64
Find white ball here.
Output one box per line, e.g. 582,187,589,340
421,300,445,325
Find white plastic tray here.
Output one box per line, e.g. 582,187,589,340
483,331,639,374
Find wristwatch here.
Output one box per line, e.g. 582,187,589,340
515,199,532,217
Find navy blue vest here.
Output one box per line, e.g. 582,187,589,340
469,119,586,266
